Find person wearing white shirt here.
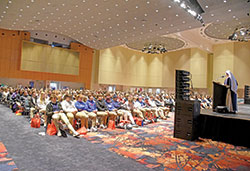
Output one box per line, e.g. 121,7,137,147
149,95,165,119
132,96,144,119
37,92,49,126
61,94,88,131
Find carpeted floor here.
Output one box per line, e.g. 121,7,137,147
0,105,152,171
0,104,250,171
0,142,18,171
84,115,250,170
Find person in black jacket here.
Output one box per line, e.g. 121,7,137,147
95,94,108,129
29,91,38,119
46,94,79,137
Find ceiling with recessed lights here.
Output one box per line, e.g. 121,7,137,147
204,17,250,40
126,37,185,51
0,0,249,51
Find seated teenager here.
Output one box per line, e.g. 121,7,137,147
75,95,97,132
155,95,168,119
86,95,98,122
2,88,9,103
20,90,31,115
122,97,136,125
132,96,145,119
29,91,38,119
134,96,149,119
105,95,117,121
61,94,88,131
112,95,125,121
46,94,79,137
95,94,108,129
37,92,49,127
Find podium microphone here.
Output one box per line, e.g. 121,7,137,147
215,75,225,81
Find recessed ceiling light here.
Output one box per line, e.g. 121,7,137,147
156,9,159,13
136,6,139,8
168,5,171,8
205,6,208,8
176,14,179,17
228,9,231,12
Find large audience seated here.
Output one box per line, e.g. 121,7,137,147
0,84,212,137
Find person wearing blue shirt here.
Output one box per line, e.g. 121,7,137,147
112,95,124,121
86,95,97,112
105,95,117,121
75,95,97,132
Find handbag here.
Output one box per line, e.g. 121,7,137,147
108,120,116,130
77,126,87,135
46,122,57,136
31,114,41,128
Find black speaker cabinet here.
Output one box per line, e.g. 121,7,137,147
244,85,250,104
174,100,200,141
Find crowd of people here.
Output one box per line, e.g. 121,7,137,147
0,85,212,138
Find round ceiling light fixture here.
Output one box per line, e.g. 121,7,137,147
142,42,167,54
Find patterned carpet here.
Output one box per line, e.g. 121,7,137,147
0,142,18,171
84,113,250,170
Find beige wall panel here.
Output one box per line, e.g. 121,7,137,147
212,43,234,83
190,48,208,88
99,46,163,87
21,41,80,75
162,49,191,88
234,42,250,88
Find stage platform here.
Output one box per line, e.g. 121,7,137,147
199,104,250,147
201,104,250,121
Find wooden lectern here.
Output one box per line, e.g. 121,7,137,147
212,82,229,112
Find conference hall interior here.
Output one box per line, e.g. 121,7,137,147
0,0,250,171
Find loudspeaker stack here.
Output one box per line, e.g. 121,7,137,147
175,70,191,101
174,70,200,141
244,85,250,104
